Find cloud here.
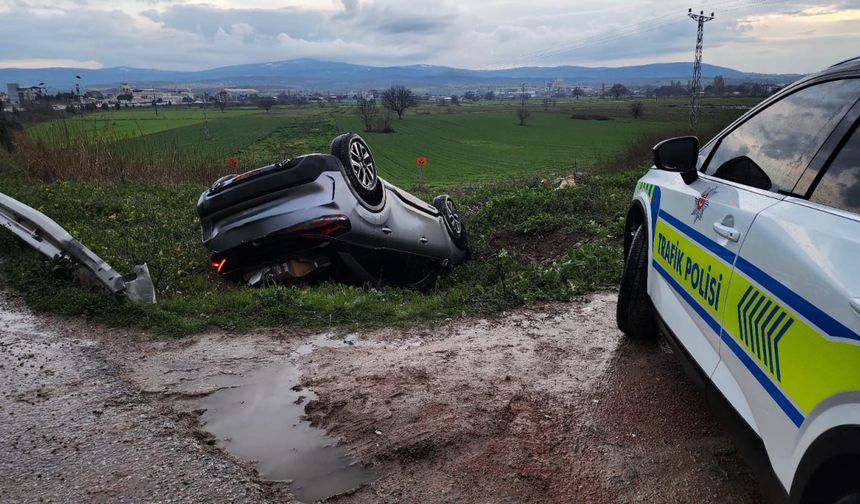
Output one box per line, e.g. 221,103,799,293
0,0,858,74
0,58,103,69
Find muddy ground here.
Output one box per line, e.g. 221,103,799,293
0,291,764,503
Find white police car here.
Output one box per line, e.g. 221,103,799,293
618,57,860,504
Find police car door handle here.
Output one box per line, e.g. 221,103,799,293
713,222,741,242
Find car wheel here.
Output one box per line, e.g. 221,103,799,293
433,194,469,251
616,224,657,340
330,133,384,210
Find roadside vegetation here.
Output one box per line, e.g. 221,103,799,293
0,98,751,336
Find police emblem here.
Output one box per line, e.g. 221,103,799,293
692,186,718,223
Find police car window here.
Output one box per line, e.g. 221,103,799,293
811,125,860,214
704,79,860,193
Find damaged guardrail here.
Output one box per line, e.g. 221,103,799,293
0,192,156,304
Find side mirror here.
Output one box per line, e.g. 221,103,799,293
653,136,700,184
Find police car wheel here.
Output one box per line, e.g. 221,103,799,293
617,224,658,340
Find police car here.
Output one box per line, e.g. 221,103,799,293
617,57,860,503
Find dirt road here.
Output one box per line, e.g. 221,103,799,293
0,291,764,503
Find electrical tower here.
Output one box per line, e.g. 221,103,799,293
688,8,714,130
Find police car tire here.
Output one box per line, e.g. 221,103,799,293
617,224,658,340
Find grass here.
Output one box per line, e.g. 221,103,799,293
27,107,263,143
334,108,661,187
0,97,755,336
0,163,638,336
331,98,745,188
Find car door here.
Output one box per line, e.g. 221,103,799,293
646,83,851,380
649,158,777,380
719,92,860,487
656,78,860,438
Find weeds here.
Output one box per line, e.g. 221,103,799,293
0,167,640,336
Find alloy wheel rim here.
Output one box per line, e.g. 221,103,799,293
445,199,462,235
348,140,377,191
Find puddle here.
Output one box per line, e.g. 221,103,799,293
199,364,375,503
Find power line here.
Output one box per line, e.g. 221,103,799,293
688,8,715,130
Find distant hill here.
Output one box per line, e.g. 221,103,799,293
0,59,802,92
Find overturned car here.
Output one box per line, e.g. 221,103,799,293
197,133,470,289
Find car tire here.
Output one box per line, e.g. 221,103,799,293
616,224,657,340
330,133,385,210
433,194,470,251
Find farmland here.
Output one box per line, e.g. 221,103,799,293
19,97,750,188
0,98,754,334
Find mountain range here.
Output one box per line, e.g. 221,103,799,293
0,59,801,92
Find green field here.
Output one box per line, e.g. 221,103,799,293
0,97,756,335
21,99,748,188
28,107,261,143
333,109,662,186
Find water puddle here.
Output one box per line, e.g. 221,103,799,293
199,363,375,503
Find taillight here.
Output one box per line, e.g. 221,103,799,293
231,168,264,184
210,257,227,273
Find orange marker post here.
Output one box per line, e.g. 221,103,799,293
416,156,428,187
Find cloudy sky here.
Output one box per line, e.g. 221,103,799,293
0,0,858,74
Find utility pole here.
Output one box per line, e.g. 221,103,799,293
688,8,714,130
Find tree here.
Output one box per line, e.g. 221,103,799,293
381,85,416,119
516,84,530,126
258,97,276,113
516,107,531,126
571,87,584,100
450,95,460,106
484,90,495,101
217,100,226,112
0,112,21,152
630,101,644,119
713,75,726,96
608,83,628,99
356,96,379,132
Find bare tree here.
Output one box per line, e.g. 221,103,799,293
516,107,531,126
572,87,584,100
712,75,726,96
258,97,276,113
608,83,628,99
516,83,530,126
356,96,379,132
381,85,416,119
630,101,644,119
